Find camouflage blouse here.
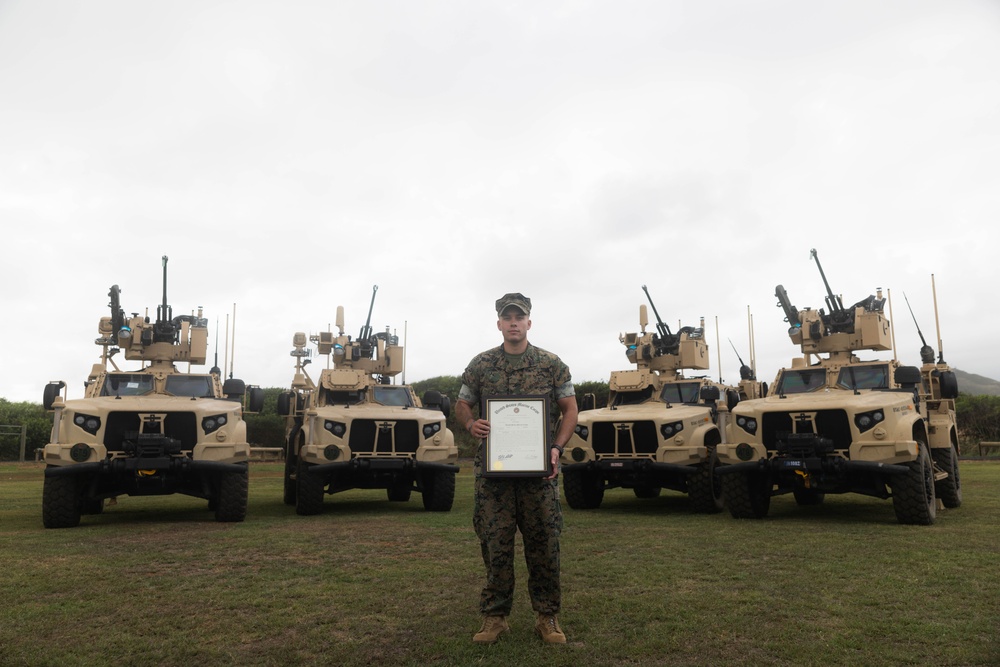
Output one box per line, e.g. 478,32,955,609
459,343,574,422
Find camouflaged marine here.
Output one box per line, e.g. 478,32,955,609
716,250,960,525
560,287,761,513
40,257,263,528
277,286,458,515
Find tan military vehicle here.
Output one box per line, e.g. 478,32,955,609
560,286,755,512
277,286,458,515
41,257,264,528
716,250,960,525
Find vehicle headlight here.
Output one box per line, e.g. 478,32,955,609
324,420,347,437
423,422,442,438
854,409,885,433
660,421,684,438
72,413,101,436
736,416,757,436
202,414,229,435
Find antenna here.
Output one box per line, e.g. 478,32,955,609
715,315,722,383
931,274,945,364
228,303,237,379
887,289,898,362
211,317,221,375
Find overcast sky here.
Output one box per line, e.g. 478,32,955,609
2,0,998,404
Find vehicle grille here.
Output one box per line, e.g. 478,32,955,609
103,412,198,452
592,421,658,457
348,419,419,455
761,409,852,452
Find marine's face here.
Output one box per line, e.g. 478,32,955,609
497,308,530,344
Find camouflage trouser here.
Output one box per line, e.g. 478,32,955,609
473,463,563,617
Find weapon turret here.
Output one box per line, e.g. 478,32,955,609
776,249,891,359
290,286,404,395
95,256,208,369
621,286,709,376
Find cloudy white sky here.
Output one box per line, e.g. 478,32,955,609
2,0,998,404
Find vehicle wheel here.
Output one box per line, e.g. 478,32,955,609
283,430,300,506
387,481,413,502
283,453,297,506
295,460,325,516
720,470,771,519
892,439,937,525
633,485,661,499
932,445,961,509
688,456,724,513
563,469,604,509
215,465,249,522
42,472,81,529
792,487,825,506
421,470,456,511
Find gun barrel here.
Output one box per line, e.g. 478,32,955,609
902,292,928,347
809,248,843,312
728,337,746,367
359,284,379,340
156,255,172,323
641,284,672,337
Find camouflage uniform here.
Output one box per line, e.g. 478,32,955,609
459,343,575,617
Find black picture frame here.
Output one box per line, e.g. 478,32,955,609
481,394,552,478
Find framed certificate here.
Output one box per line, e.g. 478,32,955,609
482,395,551,477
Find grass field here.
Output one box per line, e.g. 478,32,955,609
2,461,999,667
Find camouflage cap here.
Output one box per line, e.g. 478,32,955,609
496,292,531,316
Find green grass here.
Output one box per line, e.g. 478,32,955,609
1,462,999,666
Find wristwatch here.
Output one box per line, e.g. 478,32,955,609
550,444,565,454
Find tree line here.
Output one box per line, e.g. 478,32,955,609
4,381,1000,460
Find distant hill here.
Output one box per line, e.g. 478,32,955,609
954,369,1000,396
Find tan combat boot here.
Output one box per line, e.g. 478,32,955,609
535,613,566,644
473,616,509,644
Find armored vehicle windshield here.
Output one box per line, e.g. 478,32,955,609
660,381,702,404
837,364,890,390
100,374,155,396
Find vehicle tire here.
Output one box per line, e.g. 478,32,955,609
283,428,300,506
42,472,81,529
720,470,771,519
563,469,604,510
688,456,724,514
892,439,937,525
421,470,456,511
792,487,825,506
932,445,961,509
295,460,325,516
387,481,413,502
633,485,661,499
215,465,249,522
